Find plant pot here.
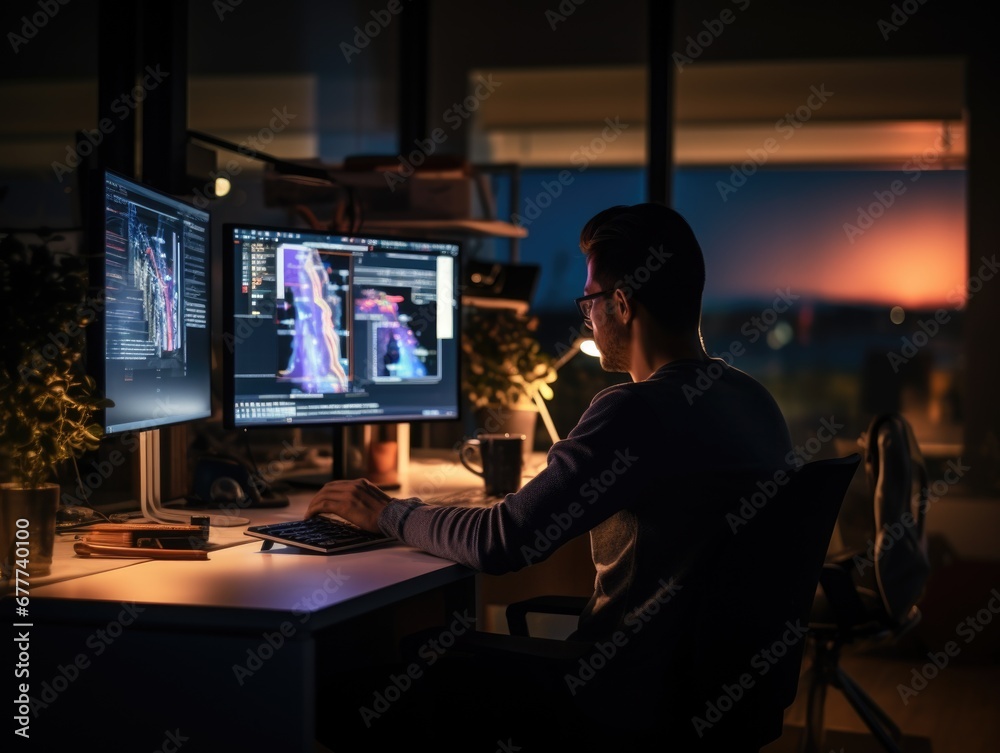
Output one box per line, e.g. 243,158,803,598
1,482,60,579
473,405,538,462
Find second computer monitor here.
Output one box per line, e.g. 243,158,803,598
222,225,461,429
93,169,214,435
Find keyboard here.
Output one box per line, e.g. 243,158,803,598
245,516,395,554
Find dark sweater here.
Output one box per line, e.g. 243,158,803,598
378,357,794,743
379,358,791,610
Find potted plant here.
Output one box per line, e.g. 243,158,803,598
0,233,110,576
461,305,558,452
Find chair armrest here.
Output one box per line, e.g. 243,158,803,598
397,623,593,672
505,595,588,637
453,630,594,664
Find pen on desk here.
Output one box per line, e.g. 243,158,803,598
73,542,209,560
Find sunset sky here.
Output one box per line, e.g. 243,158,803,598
505,167,967,314
682,168,967,310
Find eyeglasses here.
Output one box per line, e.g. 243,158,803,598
575,288,618,325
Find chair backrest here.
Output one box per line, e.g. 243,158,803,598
662,453,862,749
735,454,863,704
863,413,931,623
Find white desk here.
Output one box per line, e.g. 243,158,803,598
5,452,509,753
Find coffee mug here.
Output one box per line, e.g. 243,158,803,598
459,434,525,496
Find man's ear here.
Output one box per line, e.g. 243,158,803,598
615,288,634,323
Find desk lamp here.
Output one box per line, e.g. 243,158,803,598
537,335,600,444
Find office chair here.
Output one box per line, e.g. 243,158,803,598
429,454,861,752
797,413,930,753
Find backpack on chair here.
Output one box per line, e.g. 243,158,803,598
862,412,931,627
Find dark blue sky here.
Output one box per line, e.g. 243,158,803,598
492,166,966,314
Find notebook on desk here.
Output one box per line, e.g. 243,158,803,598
69,522,213,560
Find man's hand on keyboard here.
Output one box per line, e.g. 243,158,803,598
305,478,393,533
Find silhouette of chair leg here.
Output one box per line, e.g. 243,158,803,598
799,635,904,753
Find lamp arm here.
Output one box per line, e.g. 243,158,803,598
552,342,581,372
510,373,560,445
186,130,337,184
531,388,560,445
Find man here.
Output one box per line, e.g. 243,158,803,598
309,203,794,751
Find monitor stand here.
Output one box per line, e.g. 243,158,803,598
138,430,250,527
283,424,407,492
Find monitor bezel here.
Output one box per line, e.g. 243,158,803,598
220,221,464,431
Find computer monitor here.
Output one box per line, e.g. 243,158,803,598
84,170,237,524
91,169,213,434
221,224,462,479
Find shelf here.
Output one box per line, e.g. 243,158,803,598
259,159,527,240
360,218,527,238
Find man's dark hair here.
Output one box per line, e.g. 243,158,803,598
580,202,705,332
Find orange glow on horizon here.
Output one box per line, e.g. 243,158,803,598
691,169,967,312
821,249,965,309
799,211,966,310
